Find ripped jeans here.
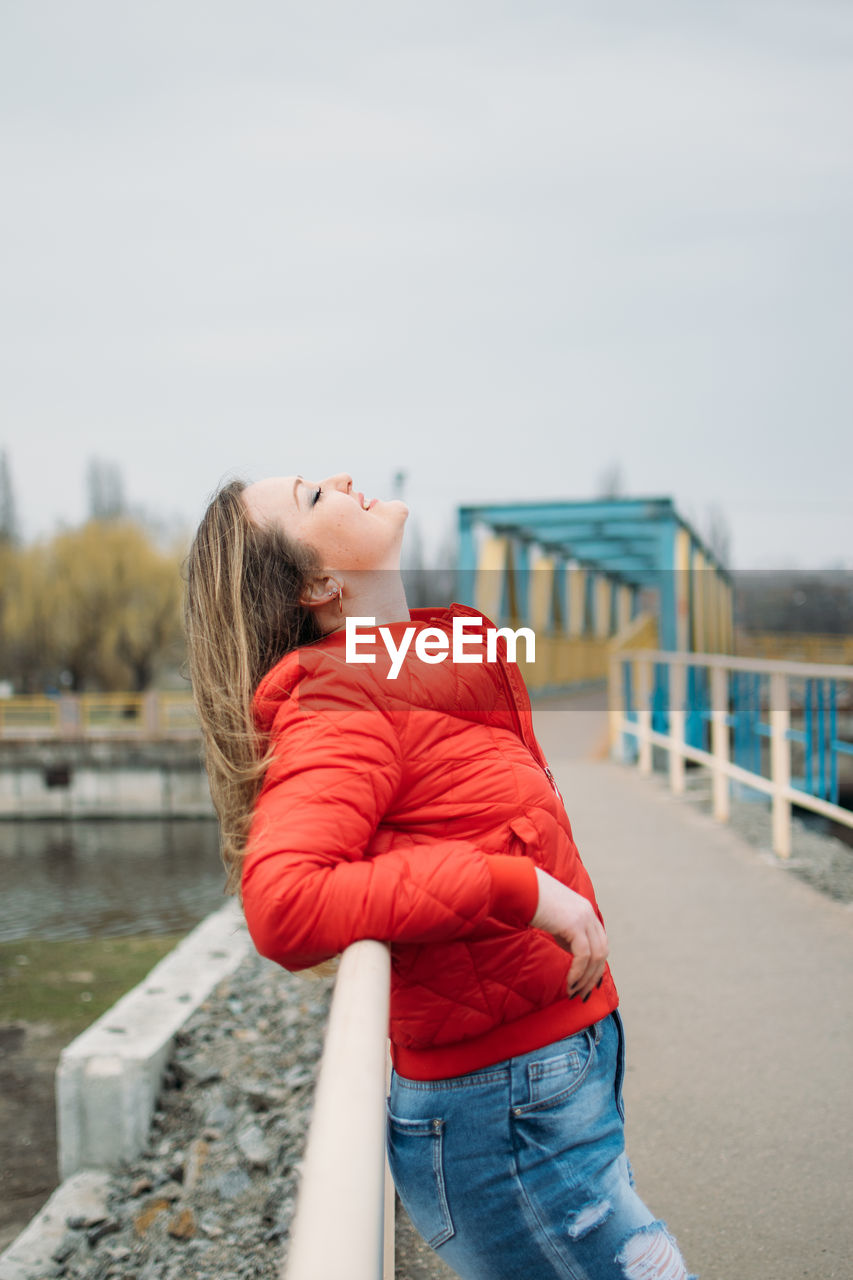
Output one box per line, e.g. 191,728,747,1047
387,1012,695,1280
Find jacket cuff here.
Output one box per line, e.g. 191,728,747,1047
487,855,539,928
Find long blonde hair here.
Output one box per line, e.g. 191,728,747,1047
184,479,322,893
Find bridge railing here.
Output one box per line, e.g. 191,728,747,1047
283,940,395,1280
609,649,853,857
0,692,199,739
735,630,853,665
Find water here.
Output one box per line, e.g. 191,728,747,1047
0,819,228,941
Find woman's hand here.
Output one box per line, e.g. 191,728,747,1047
531,868,609,1002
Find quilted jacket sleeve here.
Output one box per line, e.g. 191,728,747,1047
241,676,539,971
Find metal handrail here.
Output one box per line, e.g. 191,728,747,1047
616,648,853,681
0,692,198,740
283,940,394,1280
610,649,853,858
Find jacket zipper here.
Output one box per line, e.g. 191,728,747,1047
493,647,561,797
443,604,560,797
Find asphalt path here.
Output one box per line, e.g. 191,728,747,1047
533,691,853,1280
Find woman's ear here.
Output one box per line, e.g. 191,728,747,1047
300,575,344,613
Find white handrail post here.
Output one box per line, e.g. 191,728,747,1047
669,660,686,795
613,648,853,843
59,694,81,740
710,664,730,823
769,671,792,859
636,658,652,775
143,691,160,738
608,653,623,761
283,940,392,1280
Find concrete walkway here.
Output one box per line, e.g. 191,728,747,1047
532,691,853,1280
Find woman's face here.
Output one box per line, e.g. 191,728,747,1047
242,472,408,572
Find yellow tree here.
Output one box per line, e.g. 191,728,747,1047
42,520,184,691
0,542,63,691
0,450,20,683
102,524,185,690
0,539,18,683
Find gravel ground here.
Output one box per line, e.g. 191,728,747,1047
676,766,853,903
37,955,331,1280
29,953,453,1280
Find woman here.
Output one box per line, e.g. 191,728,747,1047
185,471,693,1280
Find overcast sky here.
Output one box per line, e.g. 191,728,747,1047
1,0,851,569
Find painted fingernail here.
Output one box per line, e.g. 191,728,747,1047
596,978,603,989
582,993,591,1003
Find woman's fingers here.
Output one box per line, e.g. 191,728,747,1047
566,916,608,1001
530,869,609,1002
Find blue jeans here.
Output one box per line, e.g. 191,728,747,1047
387,1013,694,1279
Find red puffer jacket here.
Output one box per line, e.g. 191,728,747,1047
242,603,618,1079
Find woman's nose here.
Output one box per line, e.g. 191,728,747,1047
323,473,353,493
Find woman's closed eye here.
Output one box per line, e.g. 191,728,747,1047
311,487,322,506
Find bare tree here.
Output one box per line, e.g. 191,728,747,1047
705,503,732,568
596,462,624,499
0,449,19,544
429,526,458,607
401,519,432,608
87,458,126,521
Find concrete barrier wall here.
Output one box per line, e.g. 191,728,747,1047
56,899,251,1179
0,1172,112,1280
0,740,214,818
